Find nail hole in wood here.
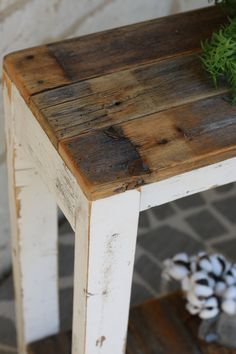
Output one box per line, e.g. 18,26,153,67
26,55,34,60
157,138,169,145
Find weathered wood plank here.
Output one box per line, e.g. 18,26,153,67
28,293,236,354
122,94,236,172
59,94,236,200
31,54,227,145
3,6,226,102
3,46,71,103
47,6,225,82
3,6,236,202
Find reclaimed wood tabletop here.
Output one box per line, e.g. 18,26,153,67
3,6,236,201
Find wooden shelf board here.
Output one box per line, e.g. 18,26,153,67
27,292,236,354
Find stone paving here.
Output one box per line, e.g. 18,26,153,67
0,183,236,353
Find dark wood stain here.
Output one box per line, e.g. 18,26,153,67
56,92,236,200
122,94,236,171
103,126,125,140
60,126,151,188
3,46,71,100
157,138,169,145
3,6,236,200
33,54,227,143
32,80,92,108
3,6,226,100
47,6,226,82
25,54,34,60
28,293,236,354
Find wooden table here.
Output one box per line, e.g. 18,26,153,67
3,5,236,354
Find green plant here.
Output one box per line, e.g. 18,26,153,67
201,2,236,102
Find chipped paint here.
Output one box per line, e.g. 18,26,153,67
96,336,106,348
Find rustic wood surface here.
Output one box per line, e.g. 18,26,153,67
28,292,236,354
3,6,236,200
31,55,227,143
59,93,236,199
3,6,226,100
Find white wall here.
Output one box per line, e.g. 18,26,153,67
0,0,210,276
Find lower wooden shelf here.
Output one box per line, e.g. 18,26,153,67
28,292,236,354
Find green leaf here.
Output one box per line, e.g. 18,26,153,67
201,13,236,103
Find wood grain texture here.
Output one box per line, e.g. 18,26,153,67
59,93,236,199
31,54,227,144
28,292,236,354
3,6,236,201
3,46,71,103
46,6,225,82
3,6,226,101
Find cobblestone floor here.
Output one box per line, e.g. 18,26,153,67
0,183,236,353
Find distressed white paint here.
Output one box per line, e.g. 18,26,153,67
3,78,59,354
140,157,236,211
72,191,140,354
9,82,87,231
14,169,59,346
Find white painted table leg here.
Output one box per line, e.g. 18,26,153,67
4,81,59,354
72,191,140,354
